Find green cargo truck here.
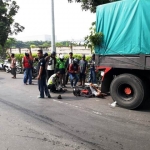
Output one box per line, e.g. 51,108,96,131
95,0,150,109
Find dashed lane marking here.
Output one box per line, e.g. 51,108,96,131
52,99,102,117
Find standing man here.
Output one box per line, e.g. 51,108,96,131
65,52,74,84
56,54,66,88
37,50,51,98
45,51,56,81
79,54,88,87
68,58,79,88
88,54,96,83
22,49,33,85
8,53,16,79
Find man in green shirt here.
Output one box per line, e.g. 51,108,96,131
56,54,66,88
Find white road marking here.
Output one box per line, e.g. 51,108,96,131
93,111,102,115
52,99,102,116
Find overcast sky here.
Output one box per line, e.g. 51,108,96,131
12,0,95,41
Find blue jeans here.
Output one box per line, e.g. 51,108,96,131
69,73,78,87
90,69,96,84
24,68,32,84
38,76,50,98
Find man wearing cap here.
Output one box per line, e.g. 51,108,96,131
65,52,74,85
79,54,88,87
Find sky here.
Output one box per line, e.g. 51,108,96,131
12,0,96,42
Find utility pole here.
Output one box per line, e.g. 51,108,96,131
51,0,56,53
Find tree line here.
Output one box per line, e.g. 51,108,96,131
1,39,80,49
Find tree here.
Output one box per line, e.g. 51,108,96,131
42,42,51,48
0,0,24,57
5,37,16,48
68,0,117,13
84,22,103,54
0,38,16,58
55,42,63,48
30,44,37,48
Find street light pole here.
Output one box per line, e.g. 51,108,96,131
51,0,56,53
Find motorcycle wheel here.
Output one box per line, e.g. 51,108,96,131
16,68,21,74
5,68,9,73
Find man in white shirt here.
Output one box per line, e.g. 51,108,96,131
45,52,56,81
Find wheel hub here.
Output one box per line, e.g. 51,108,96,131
124,87,132,95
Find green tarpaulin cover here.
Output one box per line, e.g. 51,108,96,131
95,0,150,55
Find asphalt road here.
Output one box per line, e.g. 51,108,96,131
0,71,150,150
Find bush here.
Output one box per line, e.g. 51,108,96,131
14,53,92,66
64,54,91,61
15,54,24,65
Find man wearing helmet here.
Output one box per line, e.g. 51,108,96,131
68,58,79,88
56,54,66,88
45,51,56,81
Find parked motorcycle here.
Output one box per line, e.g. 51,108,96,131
16,66,22,74
32,66,38,79
5,65,23,74
5,64,11,73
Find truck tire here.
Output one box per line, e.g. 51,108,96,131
110,74,145,109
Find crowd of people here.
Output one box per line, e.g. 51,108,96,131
7,50,100,99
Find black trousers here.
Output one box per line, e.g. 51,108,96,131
48,84,56,92
65,73,69,84
11,68,16,77
46,70,54,81
38,76,50,98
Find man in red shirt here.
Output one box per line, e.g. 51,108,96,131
68,58,79,88
22,50,33,85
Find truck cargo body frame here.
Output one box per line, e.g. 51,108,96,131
95,54,150,93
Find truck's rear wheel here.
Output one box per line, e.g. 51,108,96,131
110,74,145,109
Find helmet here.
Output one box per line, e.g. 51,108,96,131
51,51,56,55
59,54,64,59
73,88,81,96
44,52,48,58
73,58,78,64
57,95,62,99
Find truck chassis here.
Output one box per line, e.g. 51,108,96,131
95,54,150,109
